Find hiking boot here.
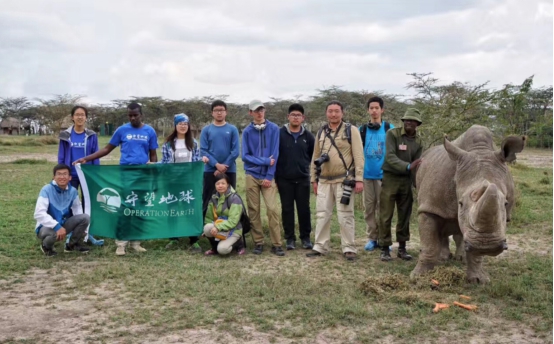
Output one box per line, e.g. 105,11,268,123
364,240,379,251
301,239,313,249
130,242,147,253
252,245,263,255
188,242,202,254
64,243,90,253
204,249,217,256
397,248,413,261
286,239,296,250
380,249,392,262
115,245,126,256
271,246,285,257
41,245,57,257
306,250,322,257
344,252,357,261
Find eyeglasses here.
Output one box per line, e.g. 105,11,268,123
55,172,70,177
212,109,226,113
177,122,189,127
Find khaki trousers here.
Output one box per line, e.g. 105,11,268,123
245,174,282,247
363,179,382,241
203,223,241,255
115,240,141,247
313,182,357,254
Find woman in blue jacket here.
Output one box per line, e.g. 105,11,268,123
160,113,201,252
58,105,103,246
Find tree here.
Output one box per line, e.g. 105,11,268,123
36,94,84,134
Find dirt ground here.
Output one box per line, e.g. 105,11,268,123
1,149,551,343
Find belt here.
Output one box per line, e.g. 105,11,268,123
319,170,355,181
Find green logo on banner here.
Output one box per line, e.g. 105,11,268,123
97,188,122,213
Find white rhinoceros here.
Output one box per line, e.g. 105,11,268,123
410,125,525,284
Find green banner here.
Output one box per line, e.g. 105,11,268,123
76,162,204,240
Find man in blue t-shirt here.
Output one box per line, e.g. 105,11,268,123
359,96,394,252
74,102,158,255
200,100,240,216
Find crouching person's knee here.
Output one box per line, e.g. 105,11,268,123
217,244,233,256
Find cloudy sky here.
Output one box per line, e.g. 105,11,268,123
0,0,552,104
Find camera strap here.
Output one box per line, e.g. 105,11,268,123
325,122,353,176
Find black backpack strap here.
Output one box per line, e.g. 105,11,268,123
384,121,391,132
360,124,367,147
345,123,351,145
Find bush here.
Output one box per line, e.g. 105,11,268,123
12,159,48,165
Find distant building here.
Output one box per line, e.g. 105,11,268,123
0,117,21,135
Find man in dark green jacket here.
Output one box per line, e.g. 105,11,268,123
379,108,424,261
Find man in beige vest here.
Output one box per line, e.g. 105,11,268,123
306,101,365,261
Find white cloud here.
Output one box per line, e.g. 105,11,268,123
0,0,550,104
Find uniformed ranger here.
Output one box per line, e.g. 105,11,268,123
378,108,424,261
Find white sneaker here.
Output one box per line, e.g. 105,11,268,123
130,243,147,252
115,245,126,256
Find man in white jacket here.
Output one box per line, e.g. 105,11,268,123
34,164,90,256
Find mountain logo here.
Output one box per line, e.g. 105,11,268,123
97,188,121,213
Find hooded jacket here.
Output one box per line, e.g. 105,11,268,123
34,181,83,233
275,124,315,181
204,186,244,236
241,119,280,181
58,126,100,167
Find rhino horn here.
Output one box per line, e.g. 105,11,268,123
497,135,526,163
473,183,501,231
444,134,468,161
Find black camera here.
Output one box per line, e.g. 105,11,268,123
340,179,357,205
314,153,330,167
314,153,330,179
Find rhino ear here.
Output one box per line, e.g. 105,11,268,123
444,134,468,161
498,136,526,163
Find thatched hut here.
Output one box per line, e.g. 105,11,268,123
0,117,21,135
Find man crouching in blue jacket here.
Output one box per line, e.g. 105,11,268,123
34,164,90,256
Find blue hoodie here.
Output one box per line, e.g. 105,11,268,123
241,120,280,181
34,181,83,233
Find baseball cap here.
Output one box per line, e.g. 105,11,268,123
249,100,264,111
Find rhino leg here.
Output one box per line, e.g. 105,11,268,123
453,234,466,263
410,212,442,280
439,235,452,261
466,252,490,284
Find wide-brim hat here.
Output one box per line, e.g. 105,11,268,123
400,108,423,126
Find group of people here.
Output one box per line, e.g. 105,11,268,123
34,97,424,262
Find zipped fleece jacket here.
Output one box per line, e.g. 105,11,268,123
58,126,100,166
381,127,423,176
34,181,83,233
275,124,315,181
241,120,280,181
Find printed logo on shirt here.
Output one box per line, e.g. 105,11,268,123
71,142,85,148
126,134,148,141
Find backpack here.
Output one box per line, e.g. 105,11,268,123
360,121,391,147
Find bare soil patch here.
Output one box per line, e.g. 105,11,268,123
516,149,553,168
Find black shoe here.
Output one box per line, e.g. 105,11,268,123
252,245,263,255
41,245,57,257
286,239,296,250
301,239,313,250
397,248,413,261
344,252,357,261
306,250,322,257
271,246,285,257
380,249,392,262
64,243,90,254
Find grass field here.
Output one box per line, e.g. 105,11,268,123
0,135,552,344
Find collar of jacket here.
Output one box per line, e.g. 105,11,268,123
50,180,69,193
59,125,96,142
400,126,419,138
284,123,305,136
